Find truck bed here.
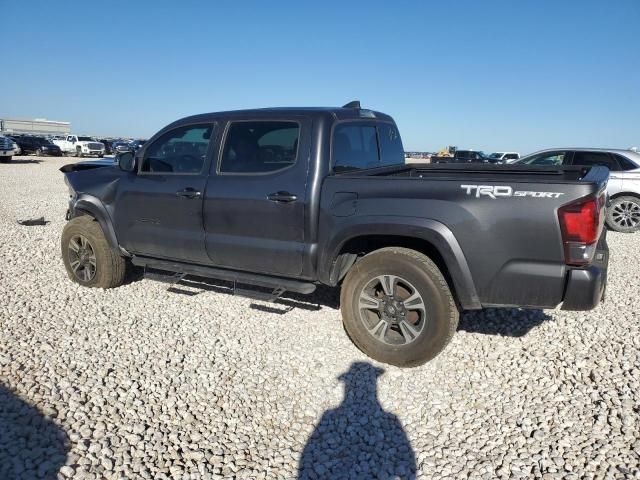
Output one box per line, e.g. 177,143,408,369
362,163,605,185
320,164,608,309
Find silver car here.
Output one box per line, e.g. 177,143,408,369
515,148,640,233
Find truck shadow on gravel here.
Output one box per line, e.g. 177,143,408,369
298,362,416,479
458,308,553,337
0,383,69,479
5,159,43,164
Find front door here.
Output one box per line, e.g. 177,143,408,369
113,123,216,264
203,118,310,277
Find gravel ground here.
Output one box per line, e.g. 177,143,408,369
0,154,639,480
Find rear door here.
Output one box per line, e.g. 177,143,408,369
203,118,311,277
112,123,216,264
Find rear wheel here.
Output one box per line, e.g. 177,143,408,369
606,196,640,233
61,216,126,288
0,156,11,163
340,247,459,367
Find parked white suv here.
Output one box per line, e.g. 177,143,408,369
53,135,105,157
515,148,640,232
488,152,520,163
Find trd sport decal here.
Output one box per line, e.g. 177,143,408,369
461,185,564,199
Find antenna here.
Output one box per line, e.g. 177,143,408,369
342,100,361,109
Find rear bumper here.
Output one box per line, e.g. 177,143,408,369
561,233,609,311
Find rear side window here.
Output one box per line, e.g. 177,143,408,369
332,122,404,172
572,151,619,171
377,123,404,166
612,154,638,171
333,124,379,171
220,121,299,174
504,153,519,160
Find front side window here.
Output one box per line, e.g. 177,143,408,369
141,124,213,174
333,124,379,171
572,151,618,171
519,151,568,166
220,121,299,174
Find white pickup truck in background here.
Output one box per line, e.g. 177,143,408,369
53,135,105,157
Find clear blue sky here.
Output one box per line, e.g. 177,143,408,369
2,0,638,154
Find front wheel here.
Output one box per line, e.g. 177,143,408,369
61,216,126,288
606,196,640,233
340,247,459,367
75,148,83,158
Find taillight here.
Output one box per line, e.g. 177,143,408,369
558,195,605,265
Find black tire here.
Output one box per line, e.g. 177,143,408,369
606,196,640,233
340,247,459,367
61,216,126,288
0,156,11,163
98,154,104,158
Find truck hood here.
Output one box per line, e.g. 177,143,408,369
60,159,116,173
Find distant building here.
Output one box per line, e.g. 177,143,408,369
0,118,71,136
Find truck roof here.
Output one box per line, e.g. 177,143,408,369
174,104,395,125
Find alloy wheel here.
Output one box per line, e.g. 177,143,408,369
358,274,427,346
68,234,97,282
612,200,640,229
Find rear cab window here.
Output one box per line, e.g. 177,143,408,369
332,121,404,172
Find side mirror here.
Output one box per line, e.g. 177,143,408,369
118,152,136,172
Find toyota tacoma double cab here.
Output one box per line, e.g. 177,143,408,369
59,102,609,366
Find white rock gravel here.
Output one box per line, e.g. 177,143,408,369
0,155,639,480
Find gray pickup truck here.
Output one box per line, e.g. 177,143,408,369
60,102,609,366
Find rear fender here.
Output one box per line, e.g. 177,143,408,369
320,216,482,310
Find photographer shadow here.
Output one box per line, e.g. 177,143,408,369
0,383,69,479
298,362,416,479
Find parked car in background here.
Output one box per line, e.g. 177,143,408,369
112,141,133,154
489,152,520,163
10,138,21,155
130,139,146,153
97,139,113,155
515,148,640,233
10,136,63,156
0,136,14,162
433,150,498,164
53,135,105,157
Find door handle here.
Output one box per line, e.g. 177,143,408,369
267,191,297,203
176,188,201,199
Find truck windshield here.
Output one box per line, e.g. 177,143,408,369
489,153,503,159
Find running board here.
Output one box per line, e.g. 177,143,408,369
132,256,316,295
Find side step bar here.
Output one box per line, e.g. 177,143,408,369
132,256,317,295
